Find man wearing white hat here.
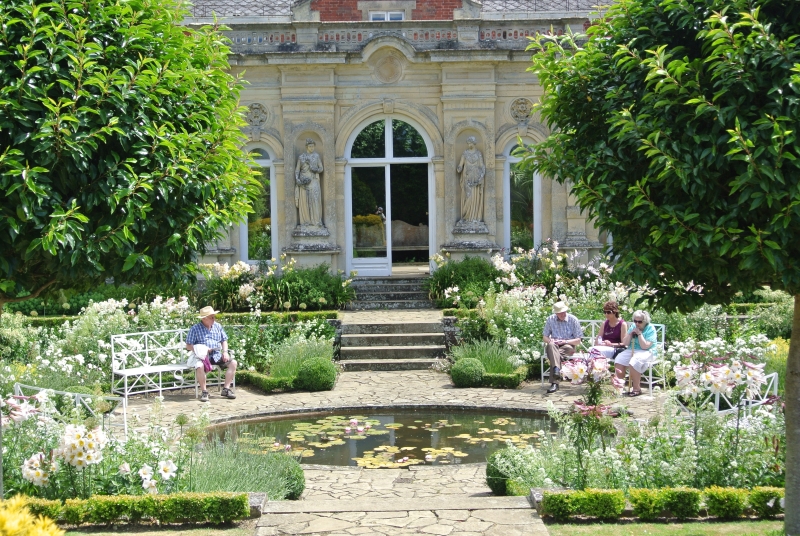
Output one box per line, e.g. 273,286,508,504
542,301,583,393
186,306,237,402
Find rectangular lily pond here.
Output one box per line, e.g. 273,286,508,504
211,409,555,468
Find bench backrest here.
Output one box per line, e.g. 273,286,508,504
111,329,189,371
577,319,666,356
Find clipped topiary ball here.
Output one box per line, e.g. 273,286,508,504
279,455,306,500
296,358,338,391
486,449,509,495
450,358,485,388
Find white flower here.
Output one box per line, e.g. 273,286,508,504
119,462,131,475
158,460,178,481
139,464,154,480
143,478,158,494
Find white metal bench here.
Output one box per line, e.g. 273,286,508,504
110,329,232,406
541,320,667,394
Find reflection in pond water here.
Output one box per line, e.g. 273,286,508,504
213,409,554,468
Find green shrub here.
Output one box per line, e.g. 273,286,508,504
425,256,500,308
486,449,509,495
628,488,663,520
235,370,294,392
482,366,527,389
704,486,748,519
450,358,485,388
540,491,576,520
269,336,334,379
296,357,338,391
282,457,306,500
749,487,784,518
576,489,625,520
22,498,63,521
33,493,250,525
661,487,701,519
449,339,516,374
506,480,529,496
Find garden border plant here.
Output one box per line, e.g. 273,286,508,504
23,492,250,525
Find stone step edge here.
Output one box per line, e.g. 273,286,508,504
262,495,532,514
341,333,445,339
340,345,446,351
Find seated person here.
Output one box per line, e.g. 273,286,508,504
186,306,237,402
542,301,583,394
589,301,628,359
614,310,657,396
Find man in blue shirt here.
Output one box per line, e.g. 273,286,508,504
542,301,583,393
186,306,237,401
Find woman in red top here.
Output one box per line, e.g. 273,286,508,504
589,301,628,360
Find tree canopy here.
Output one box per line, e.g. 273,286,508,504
520,0,799,531
519,0,800,312
0,0,260,309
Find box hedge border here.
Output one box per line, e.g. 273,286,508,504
481,366,528,389
24,492,250,525
539,486,784,521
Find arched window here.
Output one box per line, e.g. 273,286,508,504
240,147,277,262
504,142,541,251
344,116,432,276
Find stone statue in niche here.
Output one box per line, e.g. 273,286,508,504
295,138,324,229
457,136,486,223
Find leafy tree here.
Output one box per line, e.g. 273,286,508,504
0,0,260,312
517,0,799,529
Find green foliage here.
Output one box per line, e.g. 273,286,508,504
574,489,626,520
482,367,527,389
660,487,701,520
235,371,294,393
540,491,576,520
295,357,338,391
425,256,501,308
628,488,663,521
749,487,785,518
520,0,800,309
449,339,516,374
704,486,748,519
0,0,260,311
192,442,303,501
25,493,250,525
254,262,355,312
485,449,509,496
268,335,334,379
505,480,530,496
450,358,485,388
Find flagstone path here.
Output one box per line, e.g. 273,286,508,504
126,309,666,535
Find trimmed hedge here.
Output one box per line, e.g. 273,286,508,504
235,370,294,392
295,357,338,391
749,486,784,518
24,493,249,525
540,487,784,521
218,311,338,323
450,358,485,387
704,486,748,519
485,450,508,496
482,366,527,389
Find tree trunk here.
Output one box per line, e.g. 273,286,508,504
786,294,800,535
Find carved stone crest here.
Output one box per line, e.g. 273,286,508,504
245,103,270,127
510,98,533,123
374,55,403,84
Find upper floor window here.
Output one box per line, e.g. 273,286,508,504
370,11,404,21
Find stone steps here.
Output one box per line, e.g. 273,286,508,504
342,322,443,335
342,333,445,347
348,276,434,310
339,358,441,371
340,344,444,360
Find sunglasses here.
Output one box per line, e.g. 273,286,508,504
634,320,644,324
603,310,614,314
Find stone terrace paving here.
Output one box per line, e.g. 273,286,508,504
128,309,665,535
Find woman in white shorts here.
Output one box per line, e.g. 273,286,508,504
589,300,628,360
614,310,657,396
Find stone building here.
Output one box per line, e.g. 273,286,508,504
185,0,604,276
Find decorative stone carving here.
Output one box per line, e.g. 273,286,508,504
374,55,403,84
295,138,325,232
245,103,270,126
510,98,533,123
457,136,485,224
